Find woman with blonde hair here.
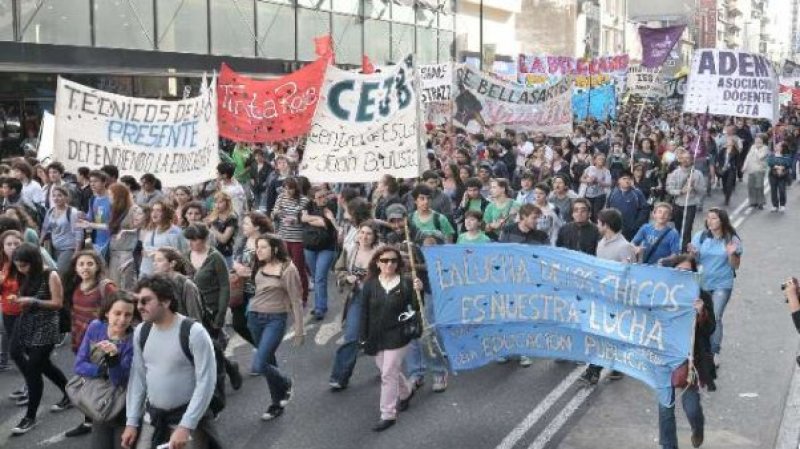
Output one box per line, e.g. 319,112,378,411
206,191,238,268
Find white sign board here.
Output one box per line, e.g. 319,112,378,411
37,111,55,161
627,66,666,98
683,49,778,121
300,55,421,182
53,77,219,187
419,63,452,103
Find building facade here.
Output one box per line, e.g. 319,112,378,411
0,0,455,148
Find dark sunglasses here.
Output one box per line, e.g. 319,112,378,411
379,258,399,264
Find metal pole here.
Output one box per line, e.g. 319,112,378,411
479,0,483,70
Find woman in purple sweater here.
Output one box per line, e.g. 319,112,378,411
72,290,138,449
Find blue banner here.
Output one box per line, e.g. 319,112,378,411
573,83,617,121
421,244,699,405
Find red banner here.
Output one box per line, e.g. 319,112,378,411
217,58,328,143
780,84,800,105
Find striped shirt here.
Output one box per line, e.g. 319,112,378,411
273,195,309,243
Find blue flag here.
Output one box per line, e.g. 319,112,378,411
422,244,699,405
573,83,617,121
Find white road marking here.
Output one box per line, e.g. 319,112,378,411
314,318,342,346
282,323,317,342
494,366,584,449
37,433,66,446
526,385,595,449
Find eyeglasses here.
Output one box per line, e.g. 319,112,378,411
378,258,399,264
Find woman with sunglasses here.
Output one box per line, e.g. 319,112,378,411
300,186,338,321
360,246,423,432
688,208,742,367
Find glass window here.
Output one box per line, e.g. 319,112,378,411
333,0,361,15
95,0,155,50
391,23,414,62
364,19,390,64
332,14,362,65
297,7,331,61
0,0,13,40
299,0,331,9
211,0,256,57
416,7,436,28
392,2,414,23
257,1,295,59
416,27,436,64
157,0,208,54
438,11,453,30
364,0,389,19
19,0,91,45
438,30,453,62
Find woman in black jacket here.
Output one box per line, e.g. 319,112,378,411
658,254,716,449
359,246,422,432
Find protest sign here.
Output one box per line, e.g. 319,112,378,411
217,58,327,142
37,111,55,162
517,54,629,87
453,64,573,135
684,49,778,121
664,74,687,99
573,83,617,121
779,84,800,105
300,55,421,183
627,66,666,98
422,244,698,405
53,76,219,187
419,63,452,103
639,25,686,69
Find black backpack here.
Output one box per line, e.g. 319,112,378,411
138,319,226,417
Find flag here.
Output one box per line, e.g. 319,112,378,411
314,34,335,63
639,24,686,68
362,55,375,74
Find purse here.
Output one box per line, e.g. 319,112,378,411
671,361,690,389
229,273,245,309
66,374,126,423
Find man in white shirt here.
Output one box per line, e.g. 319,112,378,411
11,160,44,209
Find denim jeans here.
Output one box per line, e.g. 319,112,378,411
329,289,363,387
247,312,291,405
304,249,336,316
658,386,704,449
709,288,732,354
404,296,447,380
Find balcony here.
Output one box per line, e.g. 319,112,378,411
726,0,742,16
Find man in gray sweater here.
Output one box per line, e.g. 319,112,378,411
122,275,219,449
666,150,706,250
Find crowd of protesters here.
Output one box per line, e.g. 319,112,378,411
0,101,796,449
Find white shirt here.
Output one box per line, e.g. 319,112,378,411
21,179,44,207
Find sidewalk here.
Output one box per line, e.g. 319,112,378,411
558,188,800,449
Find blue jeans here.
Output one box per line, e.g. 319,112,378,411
404,296,447,380
329,288,363,386
304,249,336,316
658,386,704,449
709,288,732,354
247,312,291,405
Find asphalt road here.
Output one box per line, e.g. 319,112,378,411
0,178,796,449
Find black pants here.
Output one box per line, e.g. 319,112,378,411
720,169,737,204
769,173,788,207
587,195,606,222
672,204,697,251
231,301,254,346
11,343,68,419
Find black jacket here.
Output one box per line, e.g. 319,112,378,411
498,223,549,245
555,221,600,255
694,291,717,389
360,276,418,356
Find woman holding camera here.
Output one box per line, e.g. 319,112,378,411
328,222,383,391
688,208,742,366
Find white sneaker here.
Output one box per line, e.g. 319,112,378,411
772,206,779,212
779,206,785,212
519,356,534,367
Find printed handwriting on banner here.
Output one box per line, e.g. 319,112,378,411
53,77,219,187
217,59,327,143
684,49,778,121
422,245,697,404
300,55,420,183
627,66,666,98
419,63,452,103
453,65,573,136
